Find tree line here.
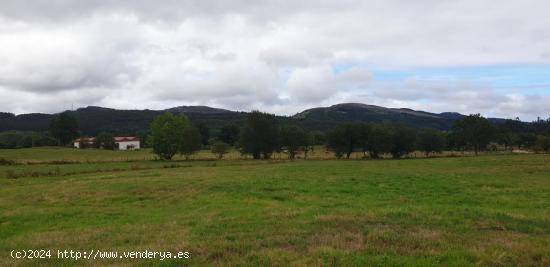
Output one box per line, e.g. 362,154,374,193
0,112,77,149
148,111,550,160
2,110,550,159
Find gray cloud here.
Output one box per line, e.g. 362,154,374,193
0,1,549,119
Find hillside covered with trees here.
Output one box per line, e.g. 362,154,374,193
1,103,549,154
0,103,530,135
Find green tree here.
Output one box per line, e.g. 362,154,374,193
326,126,350,159
312,132,326,145
452,114,495,155
389,125,417,159
218,124,240,146
211,141,230,159
33,135,58,147
49,112,78,146
195,122,210,145
417,128,446,157
136,130,150,148
535,135,550,152
326,123,369,159
517,133,537,149
303,134,315,159
280,125,309,159
495,120,520,150
238,111,280,159
21,135,34,148
0,132,20,149
149,112,189,160
365,124,392,159
96,132,115,150
180,126,202,160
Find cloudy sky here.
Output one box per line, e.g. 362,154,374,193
1,0,549,120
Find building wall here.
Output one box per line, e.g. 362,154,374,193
116,141,140,150
74,142,80,148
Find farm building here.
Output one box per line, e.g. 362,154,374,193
74,136,140,150
73,137,96,149
114,136,140,150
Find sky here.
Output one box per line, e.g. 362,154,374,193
0,0,549,120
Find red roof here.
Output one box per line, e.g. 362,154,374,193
74,137,96,143
114,136,140,142
74,136,139,142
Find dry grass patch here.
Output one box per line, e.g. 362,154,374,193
309,230,365,252
469,231,550,266
365,226,445,256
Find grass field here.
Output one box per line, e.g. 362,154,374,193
1,148,549,266
0,146,485,164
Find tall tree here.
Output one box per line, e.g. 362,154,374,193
311,132,327,145
326,123,369,159
149,112,188,160
136,130,150,148
389,125,417,159
417,128,446,157
96,132,115,150
194,122,210,145
218,124,240,146
180,126,202,160
517,133,537,149
280,125,309,159
535,135,550,152
495,119,521,150
452,114,495,155
365,124,392,159
238,111,280,159
49,112,78,146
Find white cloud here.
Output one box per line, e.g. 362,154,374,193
0,0,549,120
0,14,142,92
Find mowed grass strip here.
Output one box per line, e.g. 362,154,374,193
0,147,290,163
0,147,495,165
0,154,549,266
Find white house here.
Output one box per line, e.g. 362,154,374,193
74,136,140,150
114,136,140,150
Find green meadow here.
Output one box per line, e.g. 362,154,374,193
0,148,549,266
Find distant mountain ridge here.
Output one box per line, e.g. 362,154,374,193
295,103,454,119
165,105,234,114
0,103,512,135
292,103,469,131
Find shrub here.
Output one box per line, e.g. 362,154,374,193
211,141,231,159
535,135,550,153
0,158,16,165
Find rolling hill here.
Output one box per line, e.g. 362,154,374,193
292,103,464,131
0,103,509,135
